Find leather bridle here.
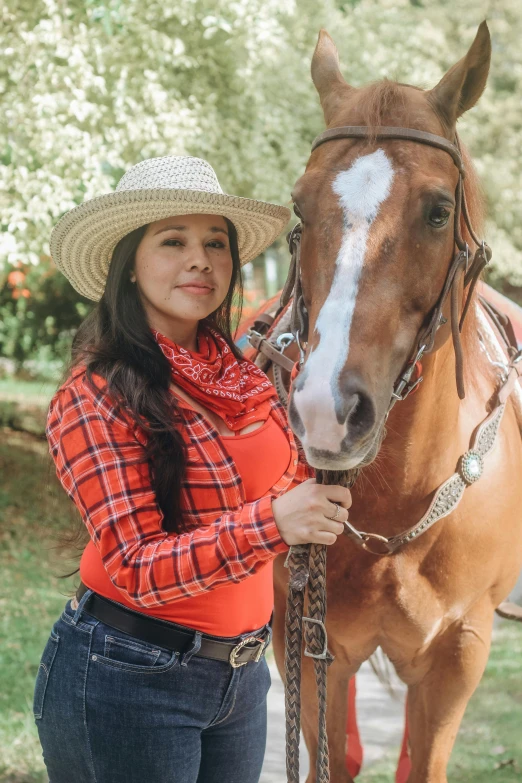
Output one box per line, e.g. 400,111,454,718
279,125,492,408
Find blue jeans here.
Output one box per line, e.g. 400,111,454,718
33,587,272,782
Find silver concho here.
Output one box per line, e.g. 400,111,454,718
459,450,484,484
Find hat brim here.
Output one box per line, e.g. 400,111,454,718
49,188,291,301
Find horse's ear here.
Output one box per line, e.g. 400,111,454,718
428,21,491,128
311,30,353,125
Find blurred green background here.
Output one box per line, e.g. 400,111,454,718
1,0,521,781
2,0,522,383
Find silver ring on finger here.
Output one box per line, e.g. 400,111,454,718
327,502,341,521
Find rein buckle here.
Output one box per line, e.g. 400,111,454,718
343,522,393,556
360,533,394,556
302,617,329,660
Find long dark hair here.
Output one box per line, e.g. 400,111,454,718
53,217,244,579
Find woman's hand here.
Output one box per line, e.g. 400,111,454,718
271,478,352,546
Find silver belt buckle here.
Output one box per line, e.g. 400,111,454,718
229,635,266,668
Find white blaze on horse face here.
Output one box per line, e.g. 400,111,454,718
294,149,394,455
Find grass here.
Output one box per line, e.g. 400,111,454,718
1,424,521,782
0,379,57,405
0,379,55,437
0,428,82,783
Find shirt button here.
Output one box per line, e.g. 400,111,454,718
293,459,298,465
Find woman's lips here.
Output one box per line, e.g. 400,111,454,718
177,285,214,295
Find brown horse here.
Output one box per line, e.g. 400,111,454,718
263,22,522,783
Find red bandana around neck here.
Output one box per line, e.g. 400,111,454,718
151,322,278,431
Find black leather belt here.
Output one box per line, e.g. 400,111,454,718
75,582,271,668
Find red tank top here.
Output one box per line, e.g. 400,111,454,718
80,414,291,636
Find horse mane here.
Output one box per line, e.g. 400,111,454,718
456,142,492,391
458,141,486,242
356,79,408,140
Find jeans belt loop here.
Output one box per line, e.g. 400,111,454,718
71,587,94,626
180,631,202,667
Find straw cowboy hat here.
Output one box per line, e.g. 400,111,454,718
49,155,291,301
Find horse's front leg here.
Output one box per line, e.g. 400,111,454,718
403,599,494,783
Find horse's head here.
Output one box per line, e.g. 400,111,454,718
289,22,491,470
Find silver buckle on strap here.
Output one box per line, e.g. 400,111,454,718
295,329,307,367
276,332,295,352
229,635,266,668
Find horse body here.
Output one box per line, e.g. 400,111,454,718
271,326,522,781
265,22,522,783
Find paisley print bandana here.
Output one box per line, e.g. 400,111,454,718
151,321,278,431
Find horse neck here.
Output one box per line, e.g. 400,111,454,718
371,307,486,498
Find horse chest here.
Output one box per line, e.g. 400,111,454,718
324,543,473,654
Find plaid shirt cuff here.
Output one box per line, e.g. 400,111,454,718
241,494,289,556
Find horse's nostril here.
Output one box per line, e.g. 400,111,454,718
340,393,360,424
336,377,376,437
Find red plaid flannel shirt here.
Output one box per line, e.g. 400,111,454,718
46,365,314,608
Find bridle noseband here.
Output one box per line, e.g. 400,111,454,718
280,125,492,407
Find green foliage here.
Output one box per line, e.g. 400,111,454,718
0,257,93,378
1,0,521,375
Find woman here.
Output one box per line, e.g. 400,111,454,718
34,155,352,783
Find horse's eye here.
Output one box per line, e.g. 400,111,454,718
428,205,451,228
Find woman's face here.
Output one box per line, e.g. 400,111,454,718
132,213,234,339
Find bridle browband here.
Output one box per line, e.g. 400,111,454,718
312,126,466,173
280,125,492,406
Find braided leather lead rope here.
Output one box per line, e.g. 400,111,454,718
285,468,359,783
303,541,333,783
284,544,310,782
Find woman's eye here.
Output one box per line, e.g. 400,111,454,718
162,239,227,249
428,206,451,228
